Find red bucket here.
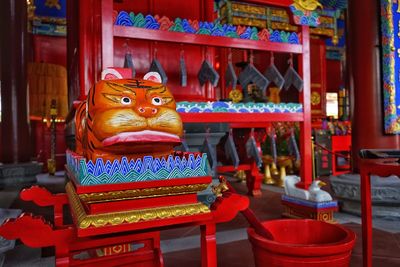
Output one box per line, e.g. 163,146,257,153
247,219,356,267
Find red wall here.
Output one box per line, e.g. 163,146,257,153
32,35,67,67
29,34,67,170
326,59,342,92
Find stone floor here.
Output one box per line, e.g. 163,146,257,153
0,172,399,267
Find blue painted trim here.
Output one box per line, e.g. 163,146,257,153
282,194,338,208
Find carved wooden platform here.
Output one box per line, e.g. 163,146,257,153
0,183,248,267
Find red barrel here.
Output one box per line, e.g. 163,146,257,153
247,219,356,267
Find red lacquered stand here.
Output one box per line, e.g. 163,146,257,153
0,176,248,267
96,0,313,194
217,125,268,197
281,195,338,223
331,135,352,175
218,162,263,197
359,157,400,267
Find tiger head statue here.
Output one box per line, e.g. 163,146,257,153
75,71,183,162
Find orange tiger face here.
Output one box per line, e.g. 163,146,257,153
75,78,183,162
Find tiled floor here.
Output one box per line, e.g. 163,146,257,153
1,173,400,266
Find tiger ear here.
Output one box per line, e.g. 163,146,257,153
143,72,162,83
162,97,173,104
101,68,124,80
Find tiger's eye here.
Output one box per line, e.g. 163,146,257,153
121,97,131,105
152,97,162,106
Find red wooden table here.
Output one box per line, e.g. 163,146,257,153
331,135,351,175
359,157,400,267
0,185,248,267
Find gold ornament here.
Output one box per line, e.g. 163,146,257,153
311,91,321,106
45,0,61,10
233,170,246,183
293,0,323,11
96,243,131,257
66,182,210,229
27,0,36,20
276,156,293,187
79,183,210,203
331,35,339,46
268,87,281,104
229,89,243,103
262,155,275,185
211,177,229,197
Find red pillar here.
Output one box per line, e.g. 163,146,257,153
0,0,31,163
66,0,103,151
66,0,81,106
298,26,313,189
68,0,103,102
348,0,400,171
78,0,103,98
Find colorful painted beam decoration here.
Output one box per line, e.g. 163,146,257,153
114,11,300,44
28,0,67,36
380,0,400,134
217,0,345,47
34,0,66,18
289,1,321,27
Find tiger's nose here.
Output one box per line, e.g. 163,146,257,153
137,106,158,117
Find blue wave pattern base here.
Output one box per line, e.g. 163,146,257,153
176,101,303,113
66,151,209,185
282,195,338,208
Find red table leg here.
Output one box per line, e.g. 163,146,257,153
55,257,69,267
201,223,217,267
360,169,372,267
245,161,262,197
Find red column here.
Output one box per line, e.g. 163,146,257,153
78,0,102,98
348,0,400,171
298,26,313,189
66,0,104,151
0,0,31,163
67,0,81,105
68,0,103,102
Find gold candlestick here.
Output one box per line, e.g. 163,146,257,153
234,170,246,183
262,155,275,185
276,156,293,187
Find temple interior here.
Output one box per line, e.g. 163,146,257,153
0,0,400,266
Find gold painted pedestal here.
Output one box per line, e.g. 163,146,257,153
276,156,293,187
234,170,247,183
282,195,338,224
262,155,275,185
